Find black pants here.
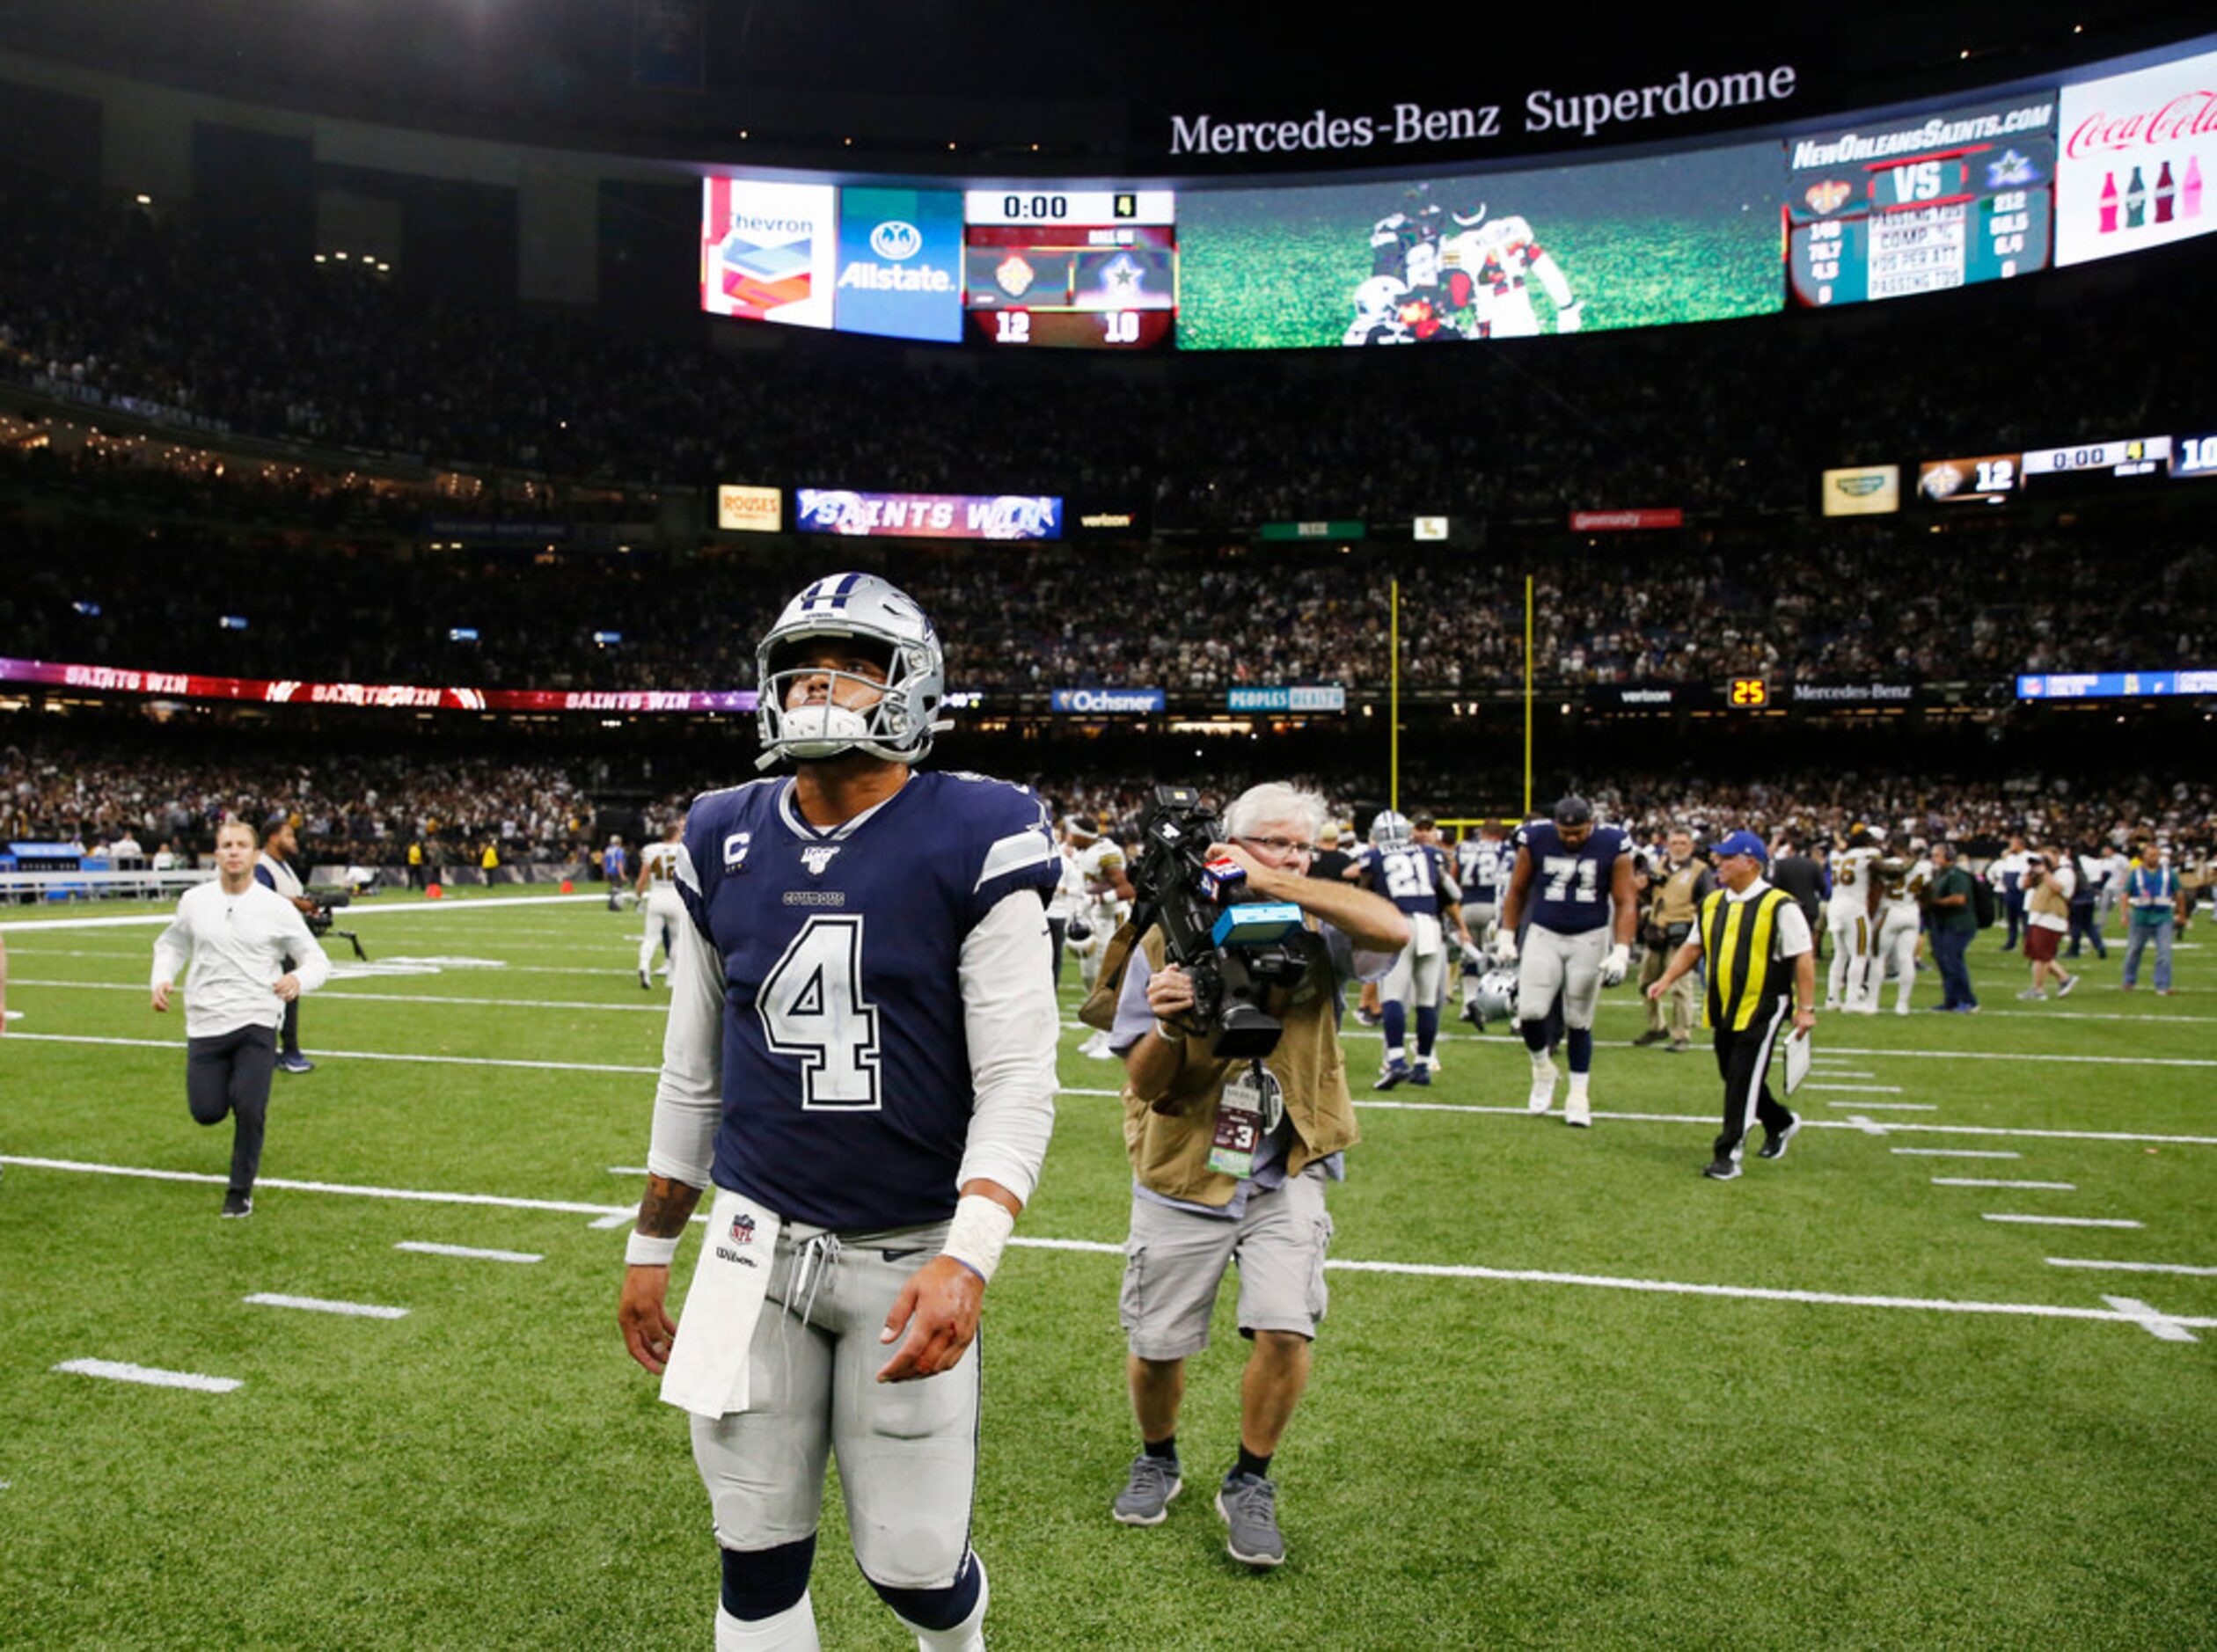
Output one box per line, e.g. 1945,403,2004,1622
1712,998,1794,1164
187,1024,277,1197
279,954,301,1056
1047,917,1066,988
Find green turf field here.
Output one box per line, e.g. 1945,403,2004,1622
3,892,2213,1648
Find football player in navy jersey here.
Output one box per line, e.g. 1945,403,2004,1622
1495,796,1637,1126
1356,810,1473,1087
617,572,1059,1652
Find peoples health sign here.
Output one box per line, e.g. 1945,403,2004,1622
1226,685,1347,712
1051,687,1166,713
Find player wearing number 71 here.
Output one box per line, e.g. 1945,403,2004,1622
1493,796,1638,1126
617,572,1061,1652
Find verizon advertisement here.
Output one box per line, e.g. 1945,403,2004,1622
2056,46,2217,267
0,656,758,714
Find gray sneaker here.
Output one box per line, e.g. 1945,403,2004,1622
1112,1453,1182,1526
1216,1472,1285,1567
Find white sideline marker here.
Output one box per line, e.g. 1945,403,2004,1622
1894,1148,2022,1159
53,1358,240,1393
395,1241,542,1264
244,1293,409,1319
2101,1296,2199,1343
1984,1214,2142,1230
1804,1083,1905,1094
608,1166,651,1177
1824,1101,1935,1111
588,1210,637,1231
2048,1258,2217,1277
1840,1115,1890,1137
1931,1178,2076,1191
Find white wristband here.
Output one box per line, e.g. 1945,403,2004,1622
940,1194,1016,1285
626,1231,680,1268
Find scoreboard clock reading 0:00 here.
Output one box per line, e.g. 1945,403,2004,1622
962,189,1177,349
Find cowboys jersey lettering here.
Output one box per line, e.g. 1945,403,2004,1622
1356,842,1456,921
679,771,1058,1230
1457,837,1511,905
1520,820,1628,935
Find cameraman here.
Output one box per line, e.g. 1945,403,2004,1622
1095,783,1408,1569
256,811,320,1073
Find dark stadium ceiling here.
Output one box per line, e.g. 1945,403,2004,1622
0,0,2209,170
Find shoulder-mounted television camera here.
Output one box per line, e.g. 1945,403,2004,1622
1129,786,1324,1061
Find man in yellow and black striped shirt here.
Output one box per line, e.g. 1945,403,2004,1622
1646,830,1818,1181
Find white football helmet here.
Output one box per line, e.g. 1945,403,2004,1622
1370,810,1415,849
1468,968,1519,1027
755,572,949,770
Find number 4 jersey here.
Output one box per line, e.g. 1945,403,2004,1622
677,771,1062,1229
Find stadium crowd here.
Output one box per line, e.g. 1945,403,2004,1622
11,740,2211,875
4,168,2215,531
7,515,2211,694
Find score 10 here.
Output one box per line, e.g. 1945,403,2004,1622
983,307,1169,347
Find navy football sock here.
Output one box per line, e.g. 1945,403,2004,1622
1567,1027,1593,1073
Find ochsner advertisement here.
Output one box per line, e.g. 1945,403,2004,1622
701,179,838,326
2056,45,2217,266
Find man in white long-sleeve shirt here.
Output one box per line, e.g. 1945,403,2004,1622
150,819,331,1217
615,574,1059,1652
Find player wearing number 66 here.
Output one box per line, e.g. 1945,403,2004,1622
1494,796,1638,1127
616,571,1061,1652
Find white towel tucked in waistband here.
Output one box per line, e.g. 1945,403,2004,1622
660,1187,782,1420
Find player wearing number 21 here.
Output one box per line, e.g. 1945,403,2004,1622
617,572,1061,1652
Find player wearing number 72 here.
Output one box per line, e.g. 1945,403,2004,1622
616,571,1061,1652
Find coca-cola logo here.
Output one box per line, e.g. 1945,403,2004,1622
2066,89,2217,158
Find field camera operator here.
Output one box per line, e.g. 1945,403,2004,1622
256,812,322,1074
1079,782,1407,1570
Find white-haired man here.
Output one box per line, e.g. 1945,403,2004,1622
1089,782,1408,1569
617,572,1060,1652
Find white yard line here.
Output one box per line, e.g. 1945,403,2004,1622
1930,1178,2076,1190
10,1044,2217,1149
1821,1101,1937,1111
10,979,668,1014
1894,1148,2023,1159
1983,1213,2143,1229
2048,1258,2217,1277
0,895,604,933
244,1293,409,1320
5,1034,656,1078
6,1155,2213,1341
51,1358,240,1393
395,1242,543,1264
1804,1083,1906,1094
2100,1296,2199,1342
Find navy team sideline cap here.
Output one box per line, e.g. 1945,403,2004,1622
1552,795,1593,826
1708,830,1768,862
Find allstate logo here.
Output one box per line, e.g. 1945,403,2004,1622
869,220,923,260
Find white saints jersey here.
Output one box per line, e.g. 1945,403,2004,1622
1078,837,1127,903
1881,857,1931,916
640,840,685,896
1829,846,1883,916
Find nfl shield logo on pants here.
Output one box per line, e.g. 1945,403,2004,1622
730,1212,757,1244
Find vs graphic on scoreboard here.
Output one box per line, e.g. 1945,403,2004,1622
1785,98,2058,307
962,191,1177,349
